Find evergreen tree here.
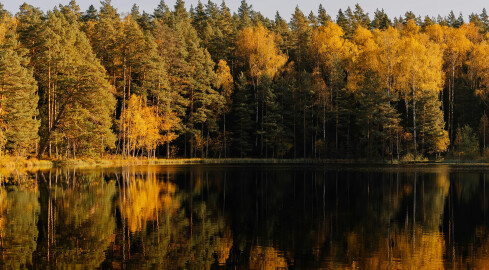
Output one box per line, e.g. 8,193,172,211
273,12,290,52
481,8,489,32
289,7,311,71
480,113,489,150
404,11,418,24
317,4,331,26
237,0,253,29
447,11,458,27
191,1,207,35
29,8,116,157
422,16,435,30
81,4,97,22
355,74,400,158
0,22,39,155
336,9,348,34
0,3,9,20
353,4,371,29
308,11,318,27
153,0,172,23
417,89,447,155
371,9,391,29
454,125,479,158
232,73,253,157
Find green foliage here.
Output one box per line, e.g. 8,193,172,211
454,125,479,158
6,1,489,161
416,89,447,154
0,26,39,156
232,73,253,157
0,185,40,268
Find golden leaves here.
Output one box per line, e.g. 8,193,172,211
249,245,288,270
118,176,179,233
468,41,489,99
216,59,234,102
120,95,179,153
236,24,288,81
310,22,351,70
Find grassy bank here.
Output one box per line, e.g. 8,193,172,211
52,157,373,168
4,155,489,170
0,156,53,170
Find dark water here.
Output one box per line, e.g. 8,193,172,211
2,165,489,269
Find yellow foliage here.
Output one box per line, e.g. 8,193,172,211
249,246,288,270
460,23,483,43
236,24,288,81
469,41,489,99
120,95,178,155
216,59,234,101
118,176,179,232
396,29,444,98
343,228,445,270
443,26,472,72
217,229,233,265
0,17,16,45
374,26,401,94
347,25,380,91
434,130,450,153
310,22,352,71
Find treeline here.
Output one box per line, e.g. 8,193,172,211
1,0,489,160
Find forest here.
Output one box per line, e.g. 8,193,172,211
0,0,489,161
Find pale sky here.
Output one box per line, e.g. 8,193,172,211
3,0,488,21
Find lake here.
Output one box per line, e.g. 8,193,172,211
1,164,489,269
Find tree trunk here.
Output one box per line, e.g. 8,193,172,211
223,113,227,158
413,85,417,157
167,142,170,159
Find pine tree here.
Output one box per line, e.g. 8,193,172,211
404,11,418,24
232,73,253,157
480,113,489,150
29,8,116,158
0,3,9,20
336,9,349,35
355,73,400,158
481,8,489,32
317,4,331,26
237,0,253,29
289,7,311,71
216,60,233,157
273,12,290,53
0,20,39,156
417,89,447,155
371,9,391,29
81,5,97,22
153,0,172,24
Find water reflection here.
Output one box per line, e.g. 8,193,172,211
0,174,39,268
1,165,489,268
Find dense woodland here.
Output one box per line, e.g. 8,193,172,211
1,0,489,160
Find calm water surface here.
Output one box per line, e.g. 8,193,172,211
1,164,489,269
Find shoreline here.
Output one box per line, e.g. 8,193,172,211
4,156,489,170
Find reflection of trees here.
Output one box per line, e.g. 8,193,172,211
118,174,179,232
0,181,39,268
329,169,449,269
217,227,233,265
107,166,228,269
249,245,288,270
213,166,454,269
443,172,489,268
7,165,489,268
341,226,445,269
35,169,116,268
